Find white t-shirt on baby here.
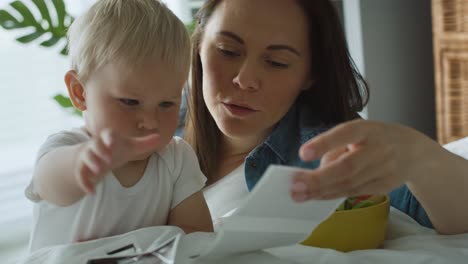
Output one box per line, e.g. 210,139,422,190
203,163,248,229
25,128,206,252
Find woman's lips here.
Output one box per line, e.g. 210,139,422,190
223,103,258,117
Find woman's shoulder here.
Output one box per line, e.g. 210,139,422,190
298,121,335,144
257,104,336,165
296,104,337,143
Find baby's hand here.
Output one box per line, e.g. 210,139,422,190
75,129,161,194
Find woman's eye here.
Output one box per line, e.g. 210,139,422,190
119,98,140,106
159,101,175,108
267,60,289,69
218,48,239,57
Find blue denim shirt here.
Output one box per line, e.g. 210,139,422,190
243,102,434,228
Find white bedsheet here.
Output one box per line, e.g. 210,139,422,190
16,208,468,264
444,136,468,158
13,136,468,264
265,208,468,264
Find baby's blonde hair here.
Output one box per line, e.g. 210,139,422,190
67,0,190,82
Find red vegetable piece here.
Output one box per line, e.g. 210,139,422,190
352,195,372,206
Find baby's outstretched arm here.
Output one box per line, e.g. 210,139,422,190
32,129,161,206
168,191,213,233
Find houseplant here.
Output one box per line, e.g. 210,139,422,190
0,0,80,115
0,0,195,117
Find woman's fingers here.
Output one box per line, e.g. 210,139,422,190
300,145,378,189
308,156,396,200
300,120,371,161
320,146,348,166
344,178,392,198
291,144,389,201
293,120,436,203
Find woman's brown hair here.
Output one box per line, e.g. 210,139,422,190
184,0,369,181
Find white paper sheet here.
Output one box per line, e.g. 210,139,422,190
194,165,345,259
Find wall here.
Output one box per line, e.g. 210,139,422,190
359,0,436,138
164,0,192,23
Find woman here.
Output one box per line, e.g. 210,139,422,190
184,0,468,235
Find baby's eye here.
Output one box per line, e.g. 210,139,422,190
159,101,175,108
119,98,140,106
266,60,289,69
218,48,240,57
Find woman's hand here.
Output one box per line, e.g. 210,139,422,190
75,129,161,194
290,119,441,202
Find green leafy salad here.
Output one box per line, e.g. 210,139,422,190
336,195,382,211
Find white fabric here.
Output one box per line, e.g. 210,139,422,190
13,137,468,264
24,128,206,253
16,208,468,264
443,136,468,159
203,163,247,228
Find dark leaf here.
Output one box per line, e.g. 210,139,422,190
53,94,74,108
32,0,53,28
53,94,82,117
52,0,66,29
0,10,21,29
72,109,82,117
40,35,61,47
11,1,39,28
16,30,43,43
60,44,68,55
185,21,196,34
0,0,72,55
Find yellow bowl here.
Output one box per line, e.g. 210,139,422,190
301,195,390,252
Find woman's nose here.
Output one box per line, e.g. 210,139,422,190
232,59,260,91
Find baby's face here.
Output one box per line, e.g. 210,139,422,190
82,60,186,157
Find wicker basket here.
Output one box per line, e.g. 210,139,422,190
432,0,468,144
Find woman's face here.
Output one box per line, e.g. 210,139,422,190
199,0,311,141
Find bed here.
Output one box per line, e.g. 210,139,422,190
8,137,468,264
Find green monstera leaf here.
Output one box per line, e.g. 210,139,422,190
1,0,196,118
0,0,73,55
53,94,82,117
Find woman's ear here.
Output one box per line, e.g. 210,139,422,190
64,70,86,111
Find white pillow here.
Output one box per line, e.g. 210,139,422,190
443,136,468,159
